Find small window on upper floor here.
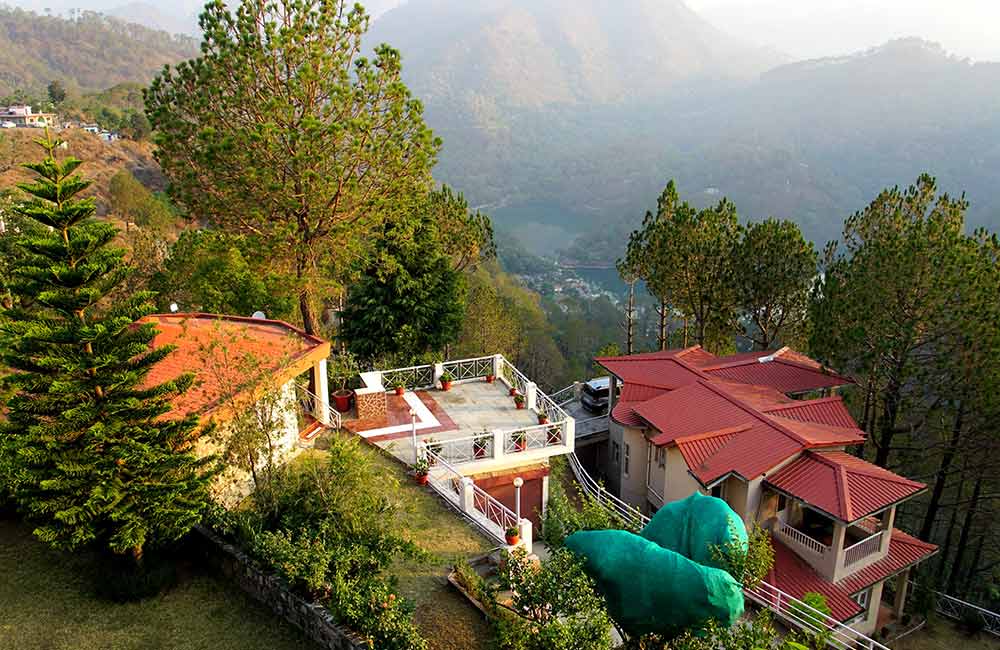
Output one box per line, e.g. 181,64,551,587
777,493,787,513
624,443,631,478
656,447,666,468
711,482,725,499
612,441,620,464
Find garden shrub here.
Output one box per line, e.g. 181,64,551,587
93,550,178,602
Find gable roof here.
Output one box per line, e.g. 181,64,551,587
140,313,330,422
761,396,858,428
595,348,708,389
765,451,925,523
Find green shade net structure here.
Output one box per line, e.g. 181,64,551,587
564,493,747,637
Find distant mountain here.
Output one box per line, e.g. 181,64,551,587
367,1,1000,258
106,2,200,36
0,7,199,95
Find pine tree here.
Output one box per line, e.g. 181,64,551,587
0,133,213,561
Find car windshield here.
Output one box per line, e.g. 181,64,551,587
583,383,608,399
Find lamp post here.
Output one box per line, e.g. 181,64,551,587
410,409,418,465
513,477,524,521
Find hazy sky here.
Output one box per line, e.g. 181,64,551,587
686,0,1000,61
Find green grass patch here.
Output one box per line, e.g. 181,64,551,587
0,517,309,650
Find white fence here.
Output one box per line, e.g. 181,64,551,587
843,532,882,567
917,583,1000,637
777,521,830,558
566,451,649,529
745,581,890,650
295,383,342,430
504,423,565,454
380,363,435,390
442,356,494,382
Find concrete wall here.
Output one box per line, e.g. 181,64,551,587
618,426,648,507
646,443,667,510
853,580,885,636
194,526,368,650
663,447,700,504
607,421,625,497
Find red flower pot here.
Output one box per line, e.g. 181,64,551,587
515,401,525,410
486,374,495,383
505,534,520,546
537,414,549,425
333,389,352,413
415,473,428,486
440,380,452,391
509,387,518,396
395,386,405,396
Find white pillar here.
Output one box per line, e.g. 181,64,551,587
518,519,533,555
880,506,896,554
564,416,576,452
410,409,418,465
313,358,330,425
514,477,524,520
433,362,444,385
493,354,503,381
460,477,476,515
526,381,537,412
541,474,550,520
493,429,506,459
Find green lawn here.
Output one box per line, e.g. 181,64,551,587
0,518,309,650
305,437,495,650
894,618,1000,650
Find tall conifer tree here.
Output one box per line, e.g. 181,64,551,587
0,134,213,561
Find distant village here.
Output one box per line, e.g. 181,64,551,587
0,104,122,141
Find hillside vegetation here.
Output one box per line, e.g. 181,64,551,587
0,7,199,95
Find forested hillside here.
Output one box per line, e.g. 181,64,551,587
369,0,1000,258
0,7,199,95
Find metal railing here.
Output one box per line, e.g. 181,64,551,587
472,483,519,541
442,356,494,382
535,388,570,423
745,581,890,650
504,423,564,454
424,447,463,508
575,415,610,438
381,363,435,390
428,433,495,465
548,383,577,405
843,531,882,567
294,383,342,430
777,521,830,558
566,452,649,529
916,582,1000,636
498,357,530,397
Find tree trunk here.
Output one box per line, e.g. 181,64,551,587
920,401,964,539
298,290,318,335
935,472,965,585
657,300,667,351
946,471,982,594
873,361,905,467
623,280,635,354
963,533,986,597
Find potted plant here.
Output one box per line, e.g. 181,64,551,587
505,525,520,546
509,386,518,396
513,393,525,410
473,434,489,459
413,458,429,485
537,411,549,425
511,430,526,452
440,372,454,391
394,381,405,396
485,372,495,383
328,352,360,413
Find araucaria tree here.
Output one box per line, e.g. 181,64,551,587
0,135,213,562
145,0,439,334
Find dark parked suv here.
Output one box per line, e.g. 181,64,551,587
580,377,615,414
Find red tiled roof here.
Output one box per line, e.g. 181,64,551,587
766,451,925,523
698,347,852,394
675,346,718,366
767,539,863,621
840,529,938,594
764,416,866,446
762,396,858,429
610,382,672,427
595,348,708,388
675,426,747,471
766,530,938,622
140,313,330,421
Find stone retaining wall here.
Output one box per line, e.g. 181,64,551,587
193,526,367,650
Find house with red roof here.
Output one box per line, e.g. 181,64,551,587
140,313,333,505
595,346,936,636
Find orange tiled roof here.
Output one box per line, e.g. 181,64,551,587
139,313,330,422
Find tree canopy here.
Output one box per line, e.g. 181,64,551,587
146,0,440,334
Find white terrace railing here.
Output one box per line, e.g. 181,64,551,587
422,444,530,550
295,383,342,430
776,521,830,559
548,383,577,406
442,356,495,382
504,423,565,454
746,581,890,650
380,363,436,390
427,432,495,466
498,356,531,397
566,451,649,529
843,531,882,567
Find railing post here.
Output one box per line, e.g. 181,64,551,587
493,429,505,460
526,381,537,411
459,477,475,516
433,362,444,386
518,519,533,555
493,354,503,382
564,416,575,451
313,358,330,425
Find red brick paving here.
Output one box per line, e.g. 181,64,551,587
343,391,458,442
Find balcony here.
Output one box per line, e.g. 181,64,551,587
343,355,575,472
774,511,890,580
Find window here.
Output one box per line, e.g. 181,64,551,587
855,589,870,609
612,441,620,464
777,493,787,513
656,447,666,468
624,443,631,478
711,482,725,499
